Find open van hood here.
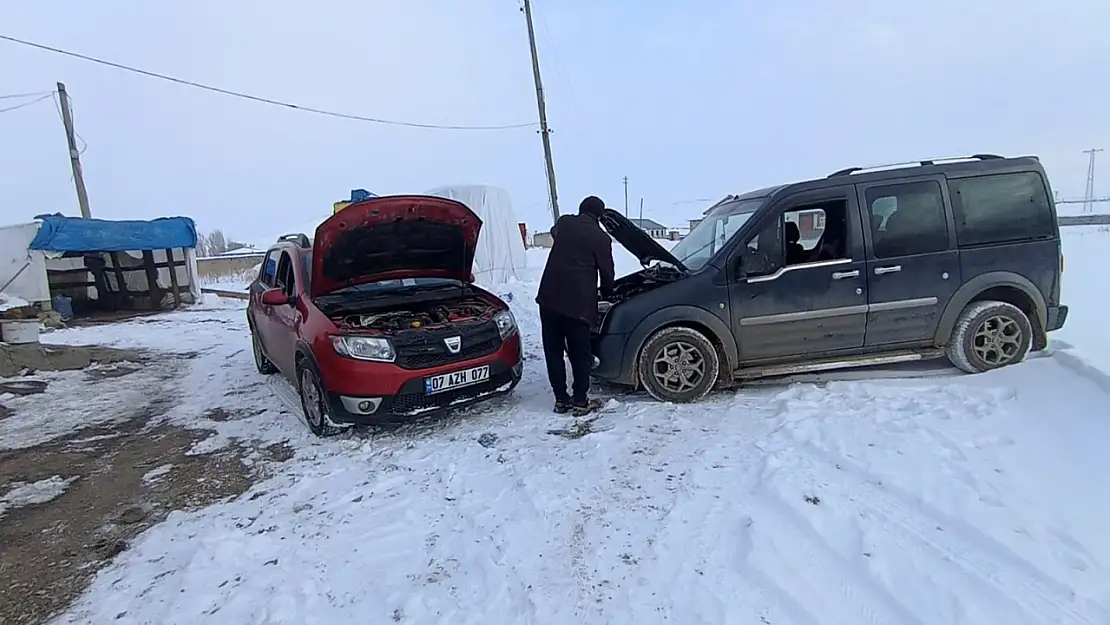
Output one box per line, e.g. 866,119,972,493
311,195,481,297
598,209,687,271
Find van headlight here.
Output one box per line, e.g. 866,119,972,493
494,310,518,339
331,336,395,362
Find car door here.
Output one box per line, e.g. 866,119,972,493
249,250,280,352
729,186,869,362
269,251,301,378
858,176,961,347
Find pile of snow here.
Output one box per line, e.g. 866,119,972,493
425,184,528,286
0,292,30,312
0,475,77,519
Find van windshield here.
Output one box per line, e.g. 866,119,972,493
670,198,765,270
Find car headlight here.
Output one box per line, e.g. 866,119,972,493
330,336,395,362
494,309,518,339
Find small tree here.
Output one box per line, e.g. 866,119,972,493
204,230,229,256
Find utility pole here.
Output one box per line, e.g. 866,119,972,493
1082,148,1102,214
521,0,560,222
638,197,644,224
57,82,92,219
623,176,629,216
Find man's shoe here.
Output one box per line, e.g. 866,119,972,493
570,398,604,417
553,400,572,414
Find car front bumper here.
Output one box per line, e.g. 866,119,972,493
325,357,523,425
1046,305,1068,332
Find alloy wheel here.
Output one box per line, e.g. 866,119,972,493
972,314,1023,367
651,341,706,394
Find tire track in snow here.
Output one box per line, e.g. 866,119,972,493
780,440,1103,625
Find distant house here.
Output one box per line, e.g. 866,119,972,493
688,218,703,231
629,218,669,239
532,231,554,248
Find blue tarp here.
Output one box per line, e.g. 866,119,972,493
28,213,198,252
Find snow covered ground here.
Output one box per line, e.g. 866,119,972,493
29,228,1110,625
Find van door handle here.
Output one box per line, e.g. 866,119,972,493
831,270,859,280
874,265,902,275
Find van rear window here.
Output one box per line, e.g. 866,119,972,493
947,172,1054,246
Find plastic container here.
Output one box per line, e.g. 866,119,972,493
0,319,40,344
51,295,74,320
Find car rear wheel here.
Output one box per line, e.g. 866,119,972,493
637,326,720,403
297,364,346,437
251,328,277,374
947,300,1033,374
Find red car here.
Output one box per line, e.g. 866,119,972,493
247,195,523,436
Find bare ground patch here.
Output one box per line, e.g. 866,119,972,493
0,347,293,625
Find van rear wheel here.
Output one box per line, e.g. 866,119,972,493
637,327,720,403
947,300,1033,373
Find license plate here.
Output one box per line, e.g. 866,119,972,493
424,365,490,395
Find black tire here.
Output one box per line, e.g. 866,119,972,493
296,362,346,437
946,300,1033,374
251,328,278,375
637,326,720,403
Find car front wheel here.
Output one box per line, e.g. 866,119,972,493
946,300,1033,373
637,326,720,403
297,363,346,437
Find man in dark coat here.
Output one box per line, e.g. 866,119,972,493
536,196,616,416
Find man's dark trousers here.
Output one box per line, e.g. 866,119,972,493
539,307,594,405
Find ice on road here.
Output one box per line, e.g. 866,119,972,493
42,231,1110,625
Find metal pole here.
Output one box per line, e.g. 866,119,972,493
623,176,629,217
57,82,92,218
639,197,644,225
522,0,560,222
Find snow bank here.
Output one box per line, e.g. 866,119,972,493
0,475,77,519
0,292,30,312
1052,226,1110,383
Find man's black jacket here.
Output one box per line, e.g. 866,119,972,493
536,213,616,324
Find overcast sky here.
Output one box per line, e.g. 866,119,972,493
2,0,1108,244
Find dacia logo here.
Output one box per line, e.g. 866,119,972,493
444,336,462,354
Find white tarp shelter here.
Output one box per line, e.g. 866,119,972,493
424,184,527,286
0,222,50,304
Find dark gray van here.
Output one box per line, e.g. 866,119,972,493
592,154,1068,402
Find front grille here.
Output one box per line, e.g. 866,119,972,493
392,368,515,414
393,321,502,370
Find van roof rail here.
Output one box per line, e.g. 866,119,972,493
827,154,1004,178
277,233,311,248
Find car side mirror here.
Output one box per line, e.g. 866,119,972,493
260,288,289,306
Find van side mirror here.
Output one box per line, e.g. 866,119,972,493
261,288,290,306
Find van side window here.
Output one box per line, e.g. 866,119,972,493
947,172,1054,246
865,181,949,258
259,251,278,287
741,197,851,277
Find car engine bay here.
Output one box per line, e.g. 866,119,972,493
334,298,497,333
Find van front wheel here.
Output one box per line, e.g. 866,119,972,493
637,327,720,403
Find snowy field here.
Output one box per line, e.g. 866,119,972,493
11,228,1109,624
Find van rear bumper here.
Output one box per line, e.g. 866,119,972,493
1046,305,1068,332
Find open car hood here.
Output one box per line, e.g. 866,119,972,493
311,195,481,297
598,209,687,271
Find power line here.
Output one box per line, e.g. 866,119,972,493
0,33,539,131
0,93,52,113
0,91,52,100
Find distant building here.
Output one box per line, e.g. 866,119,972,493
532,231,554,248
629,218,669,239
